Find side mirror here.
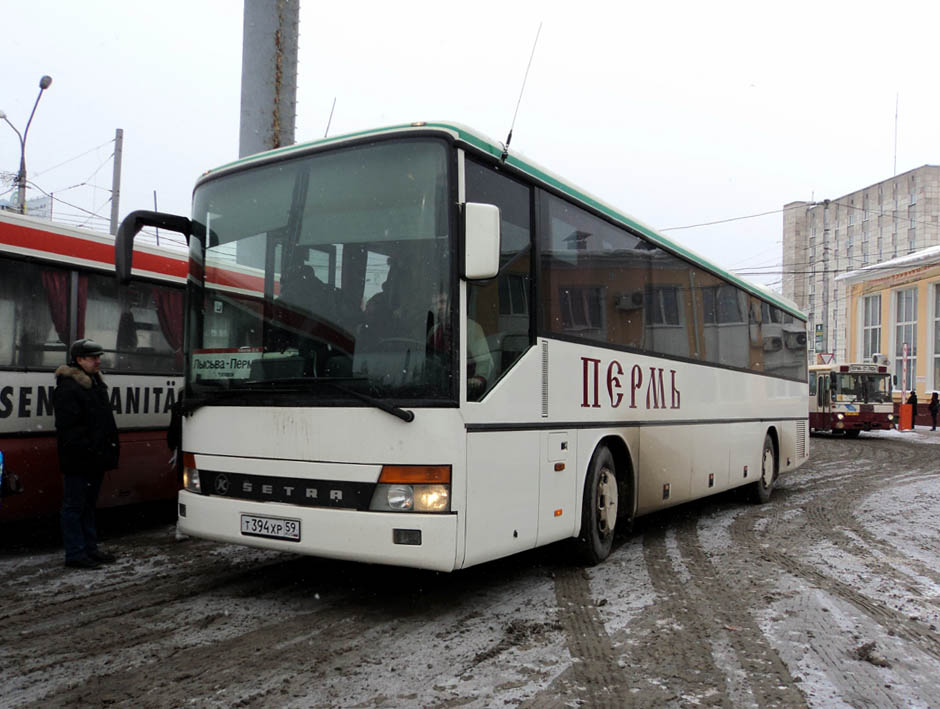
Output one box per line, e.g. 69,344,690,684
116,210,192,284
893,375,898,386
463,202,500,280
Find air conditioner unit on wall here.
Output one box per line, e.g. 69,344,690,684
615,291,644,310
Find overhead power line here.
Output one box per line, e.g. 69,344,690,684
31,137,115,178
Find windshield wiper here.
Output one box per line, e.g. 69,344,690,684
242,376,415,423
185,377,415,422
319,379,415,423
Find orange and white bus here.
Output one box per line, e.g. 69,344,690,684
808,361,895,437
116,122,809,571
0,211,185,522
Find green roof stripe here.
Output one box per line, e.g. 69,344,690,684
202,122,804,320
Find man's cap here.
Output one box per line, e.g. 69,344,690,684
70,338,105,361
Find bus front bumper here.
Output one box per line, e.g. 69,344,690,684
177,490,460,572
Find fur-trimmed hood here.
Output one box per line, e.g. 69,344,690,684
54,364,105,390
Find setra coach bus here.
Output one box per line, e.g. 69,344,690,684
0,210,185,522
115,122,809,571
808,360,895,436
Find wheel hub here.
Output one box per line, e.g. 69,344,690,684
761,447,774,488
596,468,618,535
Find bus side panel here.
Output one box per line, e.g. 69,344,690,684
0,430,176,522
463,431,539,568
690,424,734,498
0,435,61,521
779,418,809,471
100,430,178,508
636,426,693,515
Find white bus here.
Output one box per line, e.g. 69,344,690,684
0,210,185,522
115,122,809,571
808,361,895,436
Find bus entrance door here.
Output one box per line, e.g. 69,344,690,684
818,375,830,427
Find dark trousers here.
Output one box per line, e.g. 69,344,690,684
61,472,104,561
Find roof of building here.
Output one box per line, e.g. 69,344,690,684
836,243,940,283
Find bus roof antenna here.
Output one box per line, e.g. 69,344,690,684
324,97,336,138
501,22,542,163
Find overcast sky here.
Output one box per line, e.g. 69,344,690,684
4,0,940,290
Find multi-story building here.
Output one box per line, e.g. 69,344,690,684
836,245,940,397
783,165,940,363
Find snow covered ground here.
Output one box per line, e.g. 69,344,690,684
2,430,939,707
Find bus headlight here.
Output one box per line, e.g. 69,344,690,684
887,414,894,421
386,484,414,510
369,465,451,513
183,453,201,493
415,485,449,512
370,484,450,512
836,413,844,420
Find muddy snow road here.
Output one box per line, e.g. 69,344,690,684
3,431,940,708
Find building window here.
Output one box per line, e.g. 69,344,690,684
934,284,940,391
560,287,604,333
895,288,917,391
645,285,681,326
863,294,881,361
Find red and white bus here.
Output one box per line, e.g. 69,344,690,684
808,361,895,437
0,210,186,522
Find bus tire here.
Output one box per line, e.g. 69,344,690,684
844,430,860,439
578,445,618,565
752,433,776,504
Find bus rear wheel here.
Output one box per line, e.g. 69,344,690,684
578,445,618,565
752,433,777,504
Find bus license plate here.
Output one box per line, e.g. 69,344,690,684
240,514,301,542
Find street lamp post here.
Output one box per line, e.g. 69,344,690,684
0,75,53,214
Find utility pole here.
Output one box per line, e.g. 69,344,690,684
109,128,123,234
239,0,300,158
822,199,830,356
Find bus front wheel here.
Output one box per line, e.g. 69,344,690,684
578,445,618,565
752,433,777,504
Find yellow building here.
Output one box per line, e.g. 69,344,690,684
837,245,940,399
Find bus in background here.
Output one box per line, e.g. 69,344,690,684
808,360,895,437
0,210,186,522
116,122,809,571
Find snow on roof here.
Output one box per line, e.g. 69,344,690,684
836,243,940,283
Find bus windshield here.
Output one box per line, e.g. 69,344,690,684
187,138,456,403
832,372,892,403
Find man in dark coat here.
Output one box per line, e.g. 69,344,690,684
54,339,120,569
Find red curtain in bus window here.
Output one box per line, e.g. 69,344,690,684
76,274,87,339
154,288,184,367
40,270,69,343
42,271,89,343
